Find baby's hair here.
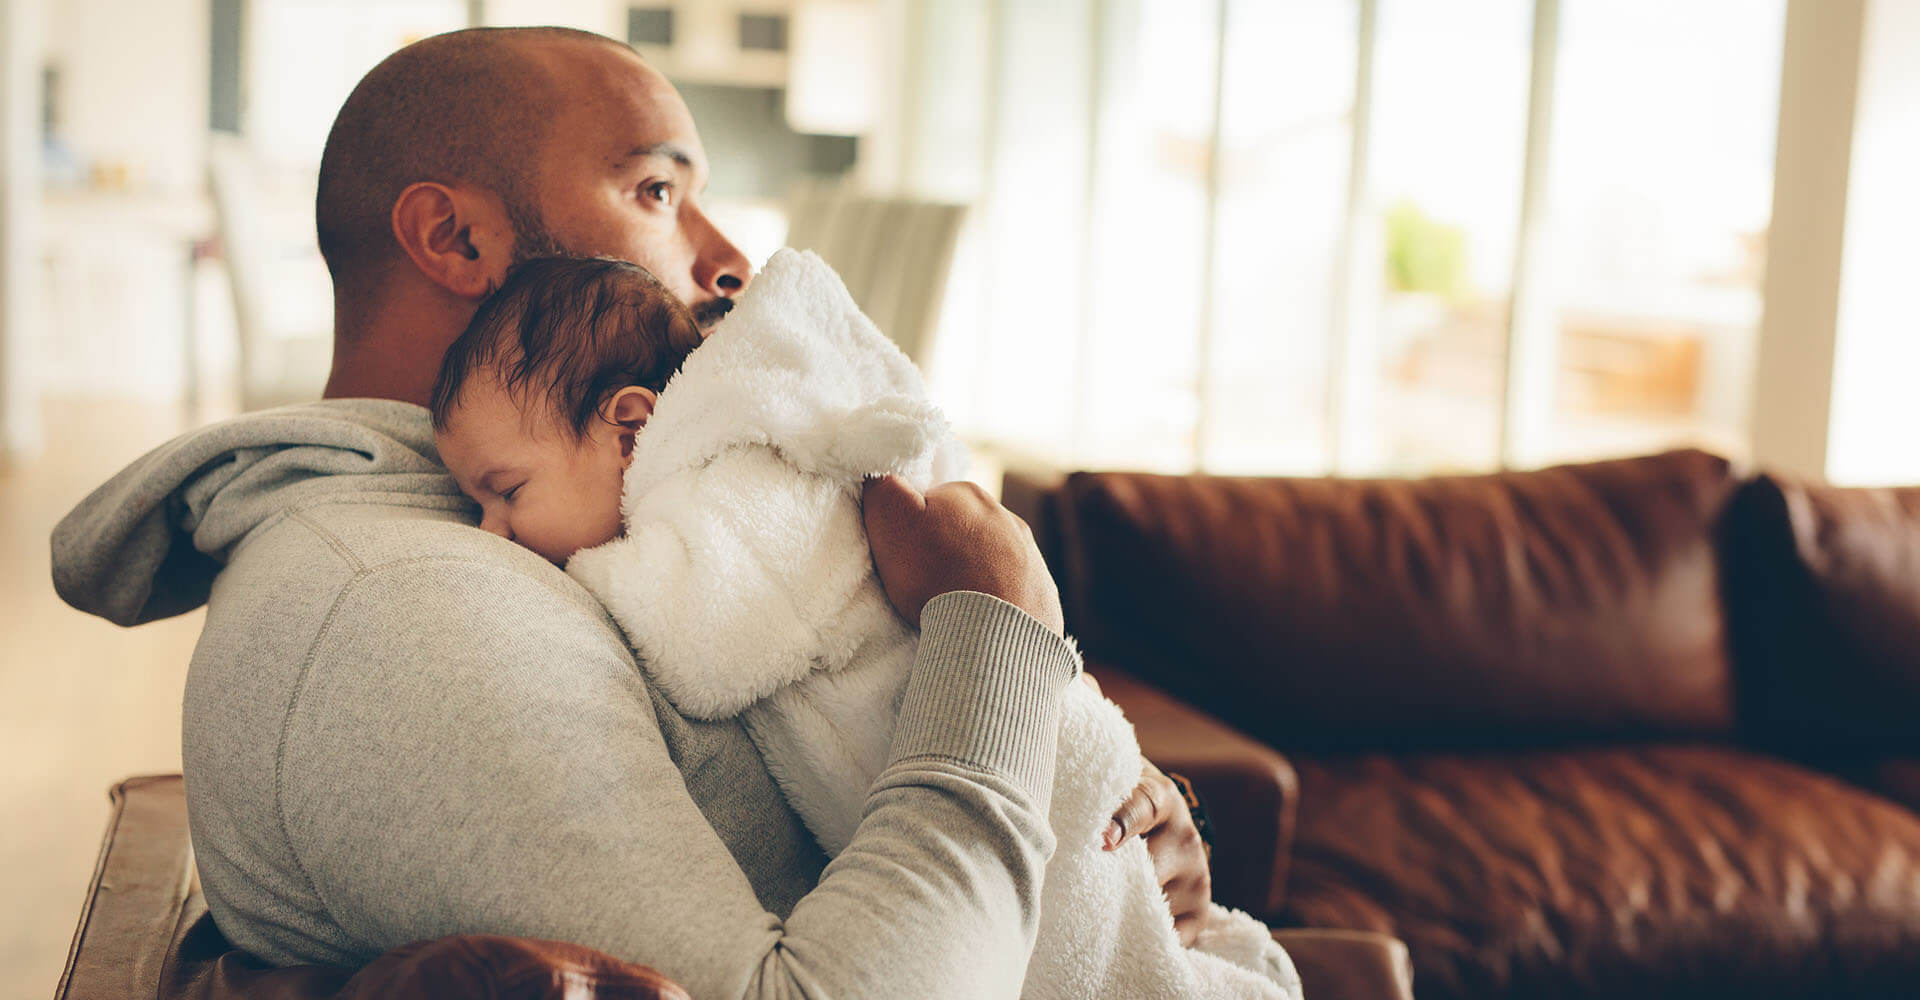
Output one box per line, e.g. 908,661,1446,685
430,256,705,437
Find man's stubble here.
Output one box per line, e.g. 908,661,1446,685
504,199,735,329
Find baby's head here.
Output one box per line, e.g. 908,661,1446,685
431,255,704,565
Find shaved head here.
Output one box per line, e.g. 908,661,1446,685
317,25,749,406
315,27,626,288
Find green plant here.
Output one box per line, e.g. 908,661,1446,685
1384,200,1470,300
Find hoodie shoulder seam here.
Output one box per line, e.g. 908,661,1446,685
271,552,562,940
272,570,360,924
285,510,367,575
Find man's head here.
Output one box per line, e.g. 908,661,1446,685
318,27,748,402
431,255,703,565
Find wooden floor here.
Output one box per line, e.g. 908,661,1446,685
0,397,223,999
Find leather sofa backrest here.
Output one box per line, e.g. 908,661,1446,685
1045,450,1741,752
1720,474,1920,756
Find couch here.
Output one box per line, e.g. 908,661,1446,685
1003,449,1920,1000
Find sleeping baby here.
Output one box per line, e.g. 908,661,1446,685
430,249,1303,1000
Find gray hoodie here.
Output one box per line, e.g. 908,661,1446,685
52,399,1078,999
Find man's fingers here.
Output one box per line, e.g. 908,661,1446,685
1104,785,1159,849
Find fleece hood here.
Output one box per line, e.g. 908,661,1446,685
51,399,469,627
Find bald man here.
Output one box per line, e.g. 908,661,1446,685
52,26,1212,997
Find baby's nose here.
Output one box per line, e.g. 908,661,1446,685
479,511,512,540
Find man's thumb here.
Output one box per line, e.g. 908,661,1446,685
861,474,926,528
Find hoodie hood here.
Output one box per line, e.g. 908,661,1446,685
51,399,470,627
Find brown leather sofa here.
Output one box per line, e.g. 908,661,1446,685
61,775,1413,997
1002,449,1920,1000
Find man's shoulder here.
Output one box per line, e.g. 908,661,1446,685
199,494,626,687
241,495,599,611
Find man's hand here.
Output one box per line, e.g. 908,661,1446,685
861,475,1064,635
1104,758,1212,945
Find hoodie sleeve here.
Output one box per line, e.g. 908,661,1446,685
279,555,1076,1000
50,403,459,626
50,430,250,626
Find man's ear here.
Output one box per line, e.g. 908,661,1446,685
602,386,659,460
390,182,518,300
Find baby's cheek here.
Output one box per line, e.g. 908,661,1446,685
583,494,626,551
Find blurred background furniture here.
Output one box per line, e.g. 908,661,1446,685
782,179,968,368
59,775,1412,1000
206,136,334,411
1005,450,1920,1000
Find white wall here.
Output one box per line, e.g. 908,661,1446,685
1824,0,1920,485
482,0,622,33
46,0,208,194
1,0,46,461
246,0,468,165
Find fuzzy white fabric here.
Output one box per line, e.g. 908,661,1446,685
568,249,1303,1000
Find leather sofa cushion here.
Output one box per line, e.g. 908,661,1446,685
1280,746,1920,1000
1055,450,1739,751
1721,475,1920,755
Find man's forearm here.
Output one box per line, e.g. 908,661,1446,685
764,591,1077,998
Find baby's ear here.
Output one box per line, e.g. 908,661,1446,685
602,386,658,462
604,386,657,430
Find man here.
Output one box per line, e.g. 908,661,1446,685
51,26,1210,997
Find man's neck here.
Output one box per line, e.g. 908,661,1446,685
323,281,474,407
322,348,439,408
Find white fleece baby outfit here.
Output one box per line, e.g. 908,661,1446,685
568,249,1303,1000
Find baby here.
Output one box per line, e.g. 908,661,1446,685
431,250,1302,1000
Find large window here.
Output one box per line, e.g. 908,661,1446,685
1540,0,1783,464
1359,0,1533,474
1204,0,1355,475
888,0,1788,476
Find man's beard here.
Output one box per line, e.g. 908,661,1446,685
504,199,567,269
690,295,734,329
505,198,735,330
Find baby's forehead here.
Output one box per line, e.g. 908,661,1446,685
437,369,572,446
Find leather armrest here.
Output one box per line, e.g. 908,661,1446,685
1090,663,1298,918
61,775,199,1000
63,775,687,1000
1872,757,1920,815
1271,928,1415,1000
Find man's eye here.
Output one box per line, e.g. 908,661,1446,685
641,181,674,206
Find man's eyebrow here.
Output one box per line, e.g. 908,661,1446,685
613,142,695,171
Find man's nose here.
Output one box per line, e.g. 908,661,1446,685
689,207,752,297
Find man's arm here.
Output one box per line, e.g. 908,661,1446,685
867,477,1219,942
279,484,1075,999
282,564,1072,999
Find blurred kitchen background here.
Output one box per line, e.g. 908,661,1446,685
2,0,1917,993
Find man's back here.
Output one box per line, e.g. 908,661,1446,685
55,399,1078,998
182,459,824,967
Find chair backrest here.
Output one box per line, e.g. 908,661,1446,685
783,180,969,368
206,136,333,410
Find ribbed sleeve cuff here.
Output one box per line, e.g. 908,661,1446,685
888,591,1081,801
